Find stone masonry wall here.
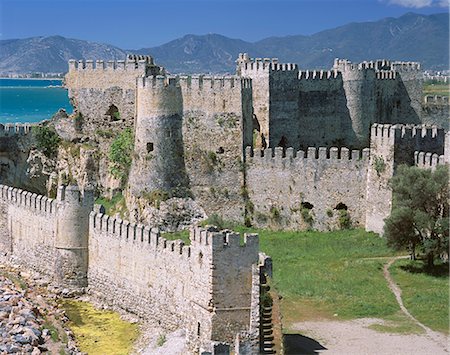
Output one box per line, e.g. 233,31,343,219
64,57,161,133
365,123,446,234
421,95,449,129
297,70,356,149
179,76,253,221
0,185,59,276
245,146,370,231
87,217,259,351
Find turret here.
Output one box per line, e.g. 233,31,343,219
56,184,94,288
128,76,188,197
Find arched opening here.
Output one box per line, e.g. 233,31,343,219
106,104,120,121
335,202,348,211
301,202,314,210
216,147,225,154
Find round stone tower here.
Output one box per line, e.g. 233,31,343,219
335,60,377,147
128,75,188,197
56,184,94,288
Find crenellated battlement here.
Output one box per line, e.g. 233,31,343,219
179,75,248,90
240,62,298,71
68,55,154,72
298,70,341,80
138,75,251,91
371,123,443,140
424,95,449,105
89,212,258,260
138,75,179,89
89,212,193,258
333,58,418,74
245,145,370,163
0,123,34,136
392,61,421,72
0,185,57,214
190,225,258,251
376,70,397,80
237,53,297,72
414,151,446,169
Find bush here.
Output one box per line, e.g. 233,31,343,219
338,210,352,229
33,126,61,157
108,128,134,184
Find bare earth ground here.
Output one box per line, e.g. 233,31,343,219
288,256,449,355
290,318,448,355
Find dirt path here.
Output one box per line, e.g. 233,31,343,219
288,256,449,354
383,256,448,349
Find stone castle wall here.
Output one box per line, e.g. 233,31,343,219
180,76,253,221
64,56,162,132
0,184,261,353
245,146,370,230
0,185,59,275
297,70,356,149
421,95,449,129
129,74,253,221
365,124,446,234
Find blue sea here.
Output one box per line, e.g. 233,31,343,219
0,78,73,124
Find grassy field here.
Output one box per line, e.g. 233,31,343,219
61,300,139,355
423,82,449,97
390,259,449,333
254,229,401,323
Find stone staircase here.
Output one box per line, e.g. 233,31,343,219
260,276,276,354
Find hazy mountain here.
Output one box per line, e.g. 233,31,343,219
0,36,126,74
0,12,447,75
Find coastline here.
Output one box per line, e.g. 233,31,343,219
0,77,63,80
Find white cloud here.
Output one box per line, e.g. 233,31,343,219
387,0,449,7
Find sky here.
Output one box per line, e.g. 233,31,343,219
0,0,448,49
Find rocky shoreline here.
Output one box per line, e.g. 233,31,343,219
0,264,81,354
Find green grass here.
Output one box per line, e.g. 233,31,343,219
95,192,128,218
61,300,139,355
367,312,424,334
162,230,191,245
228,228,405,330
423,83,449,97
390,259,449,334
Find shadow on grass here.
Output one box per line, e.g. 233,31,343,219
283,334,327,355
400,262,449,278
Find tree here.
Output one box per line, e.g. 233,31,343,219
384,164,449,267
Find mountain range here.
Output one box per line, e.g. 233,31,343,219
0,12,448,75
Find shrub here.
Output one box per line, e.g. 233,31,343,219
33,126,61,157
373,156,386,176
108,128,134,184
338,210,352,229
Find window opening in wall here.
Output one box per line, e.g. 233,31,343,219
301,202,314,210
197,322,201,336
146,142,154,152
106,104,120,121
216,147,225,154
335,202,348,210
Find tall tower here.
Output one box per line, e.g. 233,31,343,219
128,76,188,197
56,184,94,288
334,60,377,147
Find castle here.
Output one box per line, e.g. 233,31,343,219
63,53,448,233
0,53,448,354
